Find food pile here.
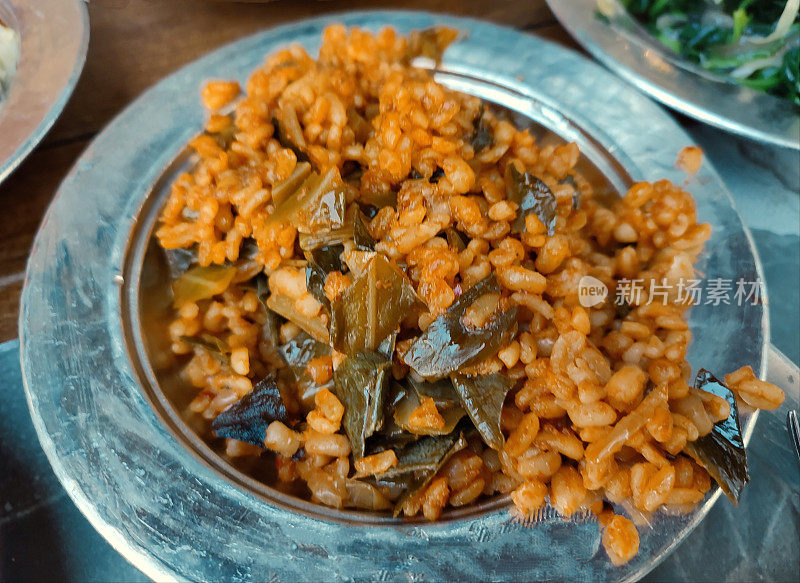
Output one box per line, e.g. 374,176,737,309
155,25,785,565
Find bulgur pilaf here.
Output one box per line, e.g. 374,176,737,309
155,25,785,565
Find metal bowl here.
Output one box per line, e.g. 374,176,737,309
0,0,89,184
545,0,800,151
20,11,767,582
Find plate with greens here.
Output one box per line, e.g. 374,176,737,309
547,0,799,150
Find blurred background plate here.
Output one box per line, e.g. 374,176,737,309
546,0,800,150
0,0,89,184
20,10,771,582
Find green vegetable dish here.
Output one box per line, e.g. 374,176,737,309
621,0,800,104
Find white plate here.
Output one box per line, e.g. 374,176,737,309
0,0,88,184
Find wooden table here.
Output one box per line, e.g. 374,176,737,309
0,0,576,343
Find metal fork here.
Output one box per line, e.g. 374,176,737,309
788,410,800,465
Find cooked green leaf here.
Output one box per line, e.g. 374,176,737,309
330,253,425,355
377,330,398,359
171,264,237,307
279,331,332,408
180,334,231,363
304,245,343,309
406,376,461,410
163,246,197,279
350,206,376,251
470,106,493,152
684,369,749,504
403,274,518,379
333,351,392,458
272,162,313,208
393,387,466,436
279,331,330,374
377,431,465,479
429,166,445,184
211,373,287,447
506,165,557,235
451,372,514,450
297,205,373,253
389,431,468,516
358,189,398,210
445,227,467,252
299,228,354,251
272,116,310,164
267,166,346,233
266,293,329,343
238,237,261,262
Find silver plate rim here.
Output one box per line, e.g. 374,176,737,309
545,0,800,151
18,10,768,582
0,0,89,184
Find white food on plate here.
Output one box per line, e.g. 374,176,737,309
0,22,20,94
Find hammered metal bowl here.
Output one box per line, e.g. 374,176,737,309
20,11,767,582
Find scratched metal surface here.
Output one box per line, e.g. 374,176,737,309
18,11,769,582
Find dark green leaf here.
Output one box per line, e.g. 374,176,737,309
377,330,398,359
615,297,634,320
238,237,261,262
393,387,466,436
451,372,514,450
684,369,749,504
333,351,392,458
305,262,328,308
358,189,398,210
279,331,330,374
279,331,333,409
406,376,461,410
163,246,197,279
351,206,376,251
470,106,493,152
330,253,425,355
271,116,310,163
212,373,287,447
299,228,354,251
180,334,231,363
445,227,468,252
271,162,313,208
506,165,558,235
403,274,518,379
268,167,346,233
429,166,445,184
304,245,343,310
377,431,466,479
389,431,468,516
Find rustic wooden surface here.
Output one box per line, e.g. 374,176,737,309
0,0,577,342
